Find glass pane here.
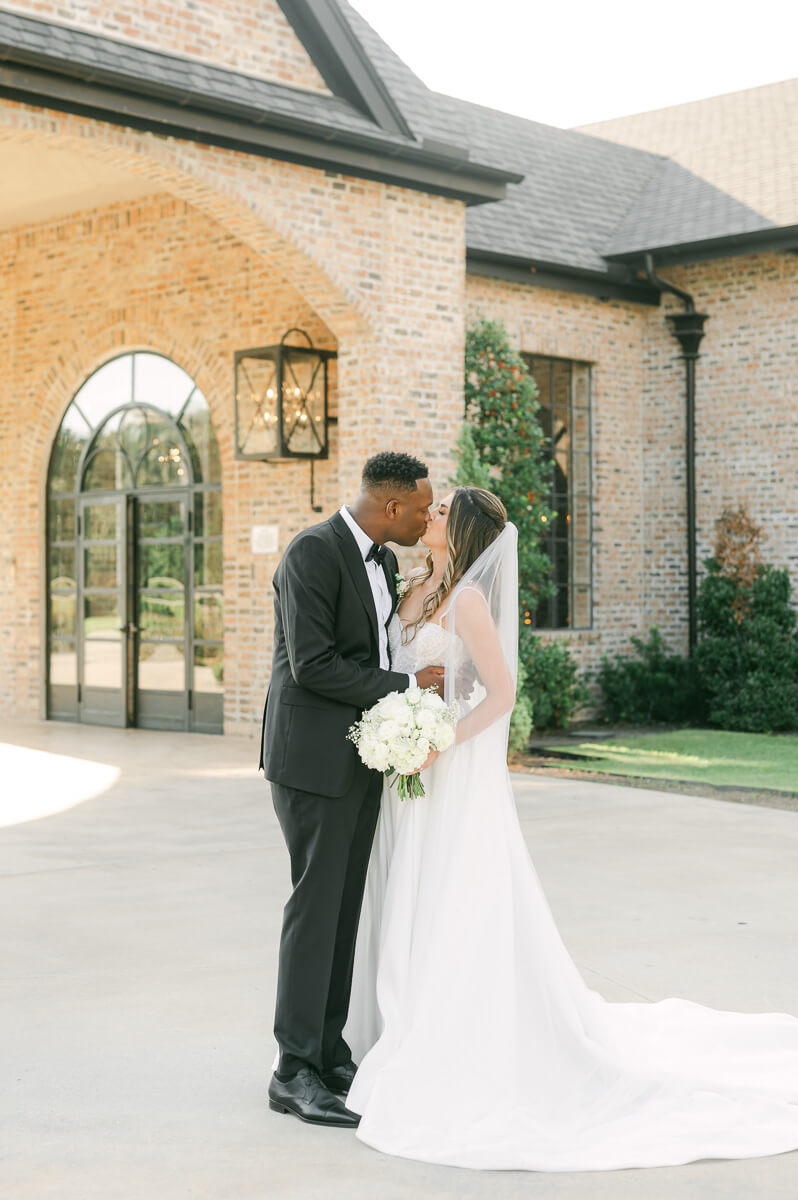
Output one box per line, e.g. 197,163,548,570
136,443,189,488
50,591,77,637
282,350,326,456
49,405,91,493
139,544,185,590
552,360,571,427
529,358,552,409
194,644,224,693
72,355,132,429
194,491,222,538
118,406,151,465
49,544,76,589
536,401,552,443
194,592,223,641
194,542,222,588
84,503,120,541
138,641,185,690
555,583,571,628
91,408,125,453
84,544,117,589
50,640,77,685
49,498,77,542
139,498,185,540
180,390,221,483
572,362,590,409
122,407,186,479
83,448,133,491
84,640,122,688
549,539,570,584
84,593,120,639
235,355,278,458
139,592,185,639
133,353,194,417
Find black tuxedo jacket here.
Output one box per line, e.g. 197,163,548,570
260,511,410,797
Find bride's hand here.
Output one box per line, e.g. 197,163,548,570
411,748,439,774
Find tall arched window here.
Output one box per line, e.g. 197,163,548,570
47,352,223,733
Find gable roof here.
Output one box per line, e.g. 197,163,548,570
1,0,796,296
332,4,798,285
577,78,798,231
0,7,518,206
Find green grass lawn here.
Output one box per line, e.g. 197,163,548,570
562,730,798,794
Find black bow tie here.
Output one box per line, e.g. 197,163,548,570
366,542,387,566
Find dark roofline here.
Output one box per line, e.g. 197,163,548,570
0,13,520,205
276,0,413,138
466,250,661,306
606,223,798,267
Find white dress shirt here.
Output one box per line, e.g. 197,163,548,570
339,506,415,688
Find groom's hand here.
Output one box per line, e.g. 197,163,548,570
456,662,478,700
416,665,445,697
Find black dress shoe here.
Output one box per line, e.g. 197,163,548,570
320,1060,357,1096
268,1066,360,1128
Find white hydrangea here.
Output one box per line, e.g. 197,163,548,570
348,688,458,800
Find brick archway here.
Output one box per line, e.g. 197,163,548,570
0,104,372,342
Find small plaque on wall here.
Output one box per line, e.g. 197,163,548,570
251,524,280,555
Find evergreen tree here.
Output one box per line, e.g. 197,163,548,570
462,317,554,615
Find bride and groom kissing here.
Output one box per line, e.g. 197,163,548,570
260,451,798,1173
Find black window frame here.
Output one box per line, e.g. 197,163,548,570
522,353,594,632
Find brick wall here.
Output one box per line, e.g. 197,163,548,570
0,99,466,734
2,0,329,92
642,253,798,648
467,252,798,681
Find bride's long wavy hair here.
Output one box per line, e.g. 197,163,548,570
402,486,507,643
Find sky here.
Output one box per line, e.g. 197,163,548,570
350,0,798,129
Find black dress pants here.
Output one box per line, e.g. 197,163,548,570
271,768,382,1077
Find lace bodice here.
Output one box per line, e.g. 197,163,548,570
388,613,453,674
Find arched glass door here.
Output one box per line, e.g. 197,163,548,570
47,353,223,733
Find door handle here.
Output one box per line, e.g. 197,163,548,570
119,624,139,634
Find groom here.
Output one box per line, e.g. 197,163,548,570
260,451,444,1128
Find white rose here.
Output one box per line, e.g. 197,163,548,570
435,726,455,752
373,745,391,771
381,697,406,722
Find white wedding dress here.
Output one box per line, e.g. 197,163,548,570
343,528,798,1172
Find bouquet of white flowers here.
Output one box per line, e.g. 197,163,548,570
348,687,458,800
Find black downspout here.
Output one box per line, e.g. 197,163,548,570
643,254,709,654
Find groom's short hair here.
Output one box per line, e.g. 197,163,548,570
362,451,428,494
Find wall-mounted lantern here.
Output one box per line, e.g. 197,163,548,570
234,328,334,462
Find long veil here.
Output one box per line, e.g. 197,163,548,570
348,519,798,1170
443,520,519,747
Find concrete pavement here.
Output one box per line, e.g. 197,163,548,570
2,718,797,1199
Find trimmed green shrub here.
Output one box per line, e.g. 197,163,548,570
519,629,589,731
597,628,704,725
696,562,798,732
463,317,554,614
509,658,534,754
695,505,798,733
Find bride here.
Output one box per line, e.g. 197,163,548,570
343,485,798,1172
